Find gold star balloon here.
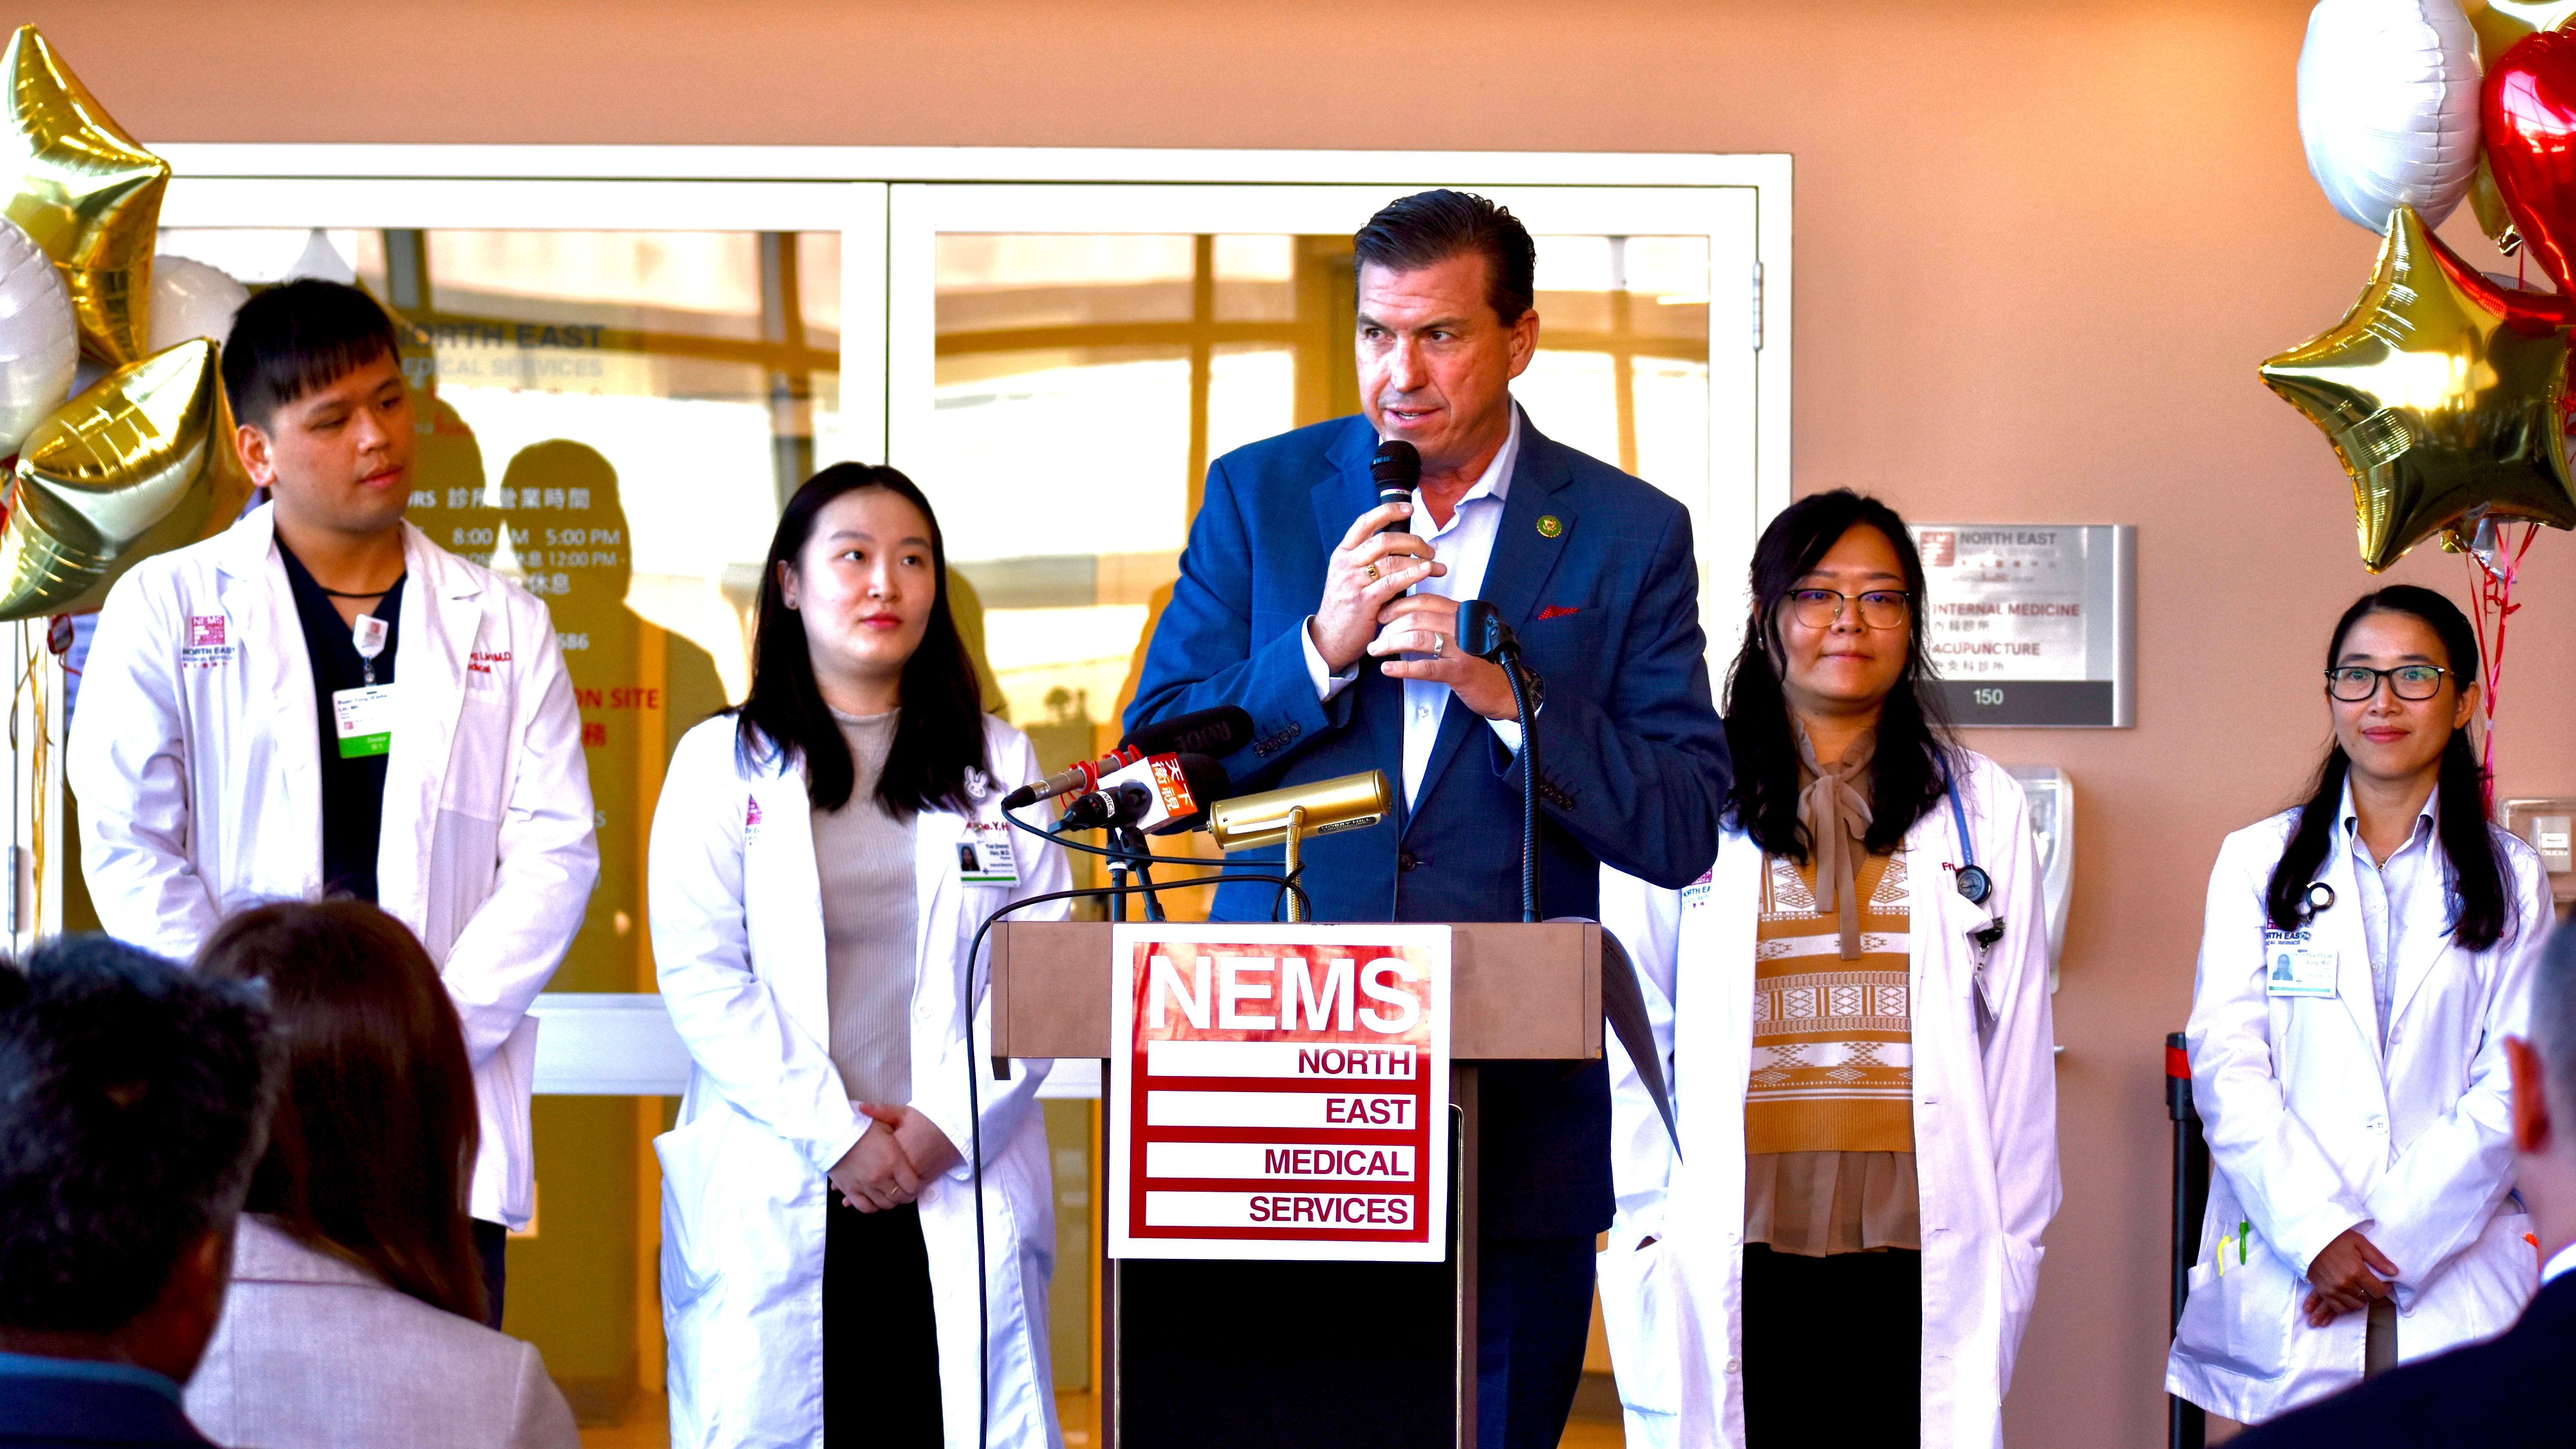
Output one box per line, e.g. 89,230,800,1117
2261,205,2576,572
0,26,166,366
0,337,251,619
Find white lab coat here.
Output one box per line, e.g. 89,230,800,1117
648,711,1072,1449
1596,749,2060,1449
68,502,598,1228
2164,806,2548,1423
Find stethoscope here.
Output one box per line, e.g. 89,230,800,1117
1945,776,2007,949
2298,880,2337,921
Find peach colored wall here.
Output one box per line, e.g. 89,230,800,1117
43,1,2576,1443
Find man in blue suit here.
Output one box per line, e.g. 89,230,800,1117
1127,190,1730,1449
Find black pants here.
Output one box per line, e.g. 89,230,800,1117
1741,1243,1921,1447
471,1219,508,1331
824,1195,942,1448
1476,1234,1599,1449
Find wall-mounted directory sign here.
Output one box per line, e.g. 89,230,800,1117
1908,524,2136,728
1109,924,1450,1263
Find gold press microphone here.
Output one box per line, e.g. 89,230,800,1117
1209,770,1392,921
1207,769,1393,852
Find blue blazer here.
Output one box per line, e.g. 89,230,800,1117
1127,411,1731,1237
2230,1273,2576,1449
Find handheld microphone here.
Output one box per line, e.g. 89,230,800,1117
1370,439,1420,535
1207,769,1393,853
1057,753,1230,834
1002,705,1254,809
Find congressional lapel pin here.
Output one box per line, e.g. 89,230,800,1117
1536,514,1563,538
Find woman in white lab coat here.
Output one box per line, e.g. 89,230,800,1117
1598,489,2059,1449
649,464,1071,1449
2166,585,2548,1425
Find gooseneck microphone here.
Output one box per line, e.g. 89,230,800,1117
1000,705,1254,809
1370,438,1420,535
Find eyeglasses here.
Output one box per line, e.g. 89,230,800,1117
1786,589,1911,630
2324,664,2451,702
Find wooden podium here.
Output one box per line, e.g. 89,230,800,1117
991,920,1605,1449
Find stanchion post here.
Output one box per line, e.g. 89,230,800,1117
2167,1031,2208,1449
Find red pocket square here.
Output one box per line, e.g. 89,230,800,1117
1537,605,1581,621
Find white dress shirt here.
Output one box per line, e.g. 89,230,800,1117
1302,406,1526,807
2342,780,2438,1056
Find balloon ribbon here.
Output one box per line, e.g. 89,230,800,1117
2463,520,2540,811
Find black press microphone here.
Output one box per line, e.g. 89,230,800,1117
1370,438,1420,535
1001,705,1254,810
1057,753,1231,834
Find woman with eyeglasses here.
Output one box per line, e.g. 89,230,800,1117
2166,584,2547,1428
1597,489,2059,1449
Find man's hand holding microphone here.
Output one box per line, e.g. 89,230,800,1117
1309,443,1519,722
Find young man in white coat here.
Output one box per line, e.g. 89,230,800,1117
68,279,598,1324
1597,491,2059,1449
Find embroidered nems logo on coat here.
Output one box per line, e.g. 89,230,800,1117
181,615,234,668
744,796,762,841
468,651,513,674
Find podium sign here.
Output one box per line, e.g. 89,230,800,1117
1108,924,1451,1263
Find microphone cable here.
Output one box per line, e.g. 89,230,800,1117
960,826,1310,1448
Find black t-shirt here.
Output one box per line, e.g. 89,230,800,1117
276,542,405,904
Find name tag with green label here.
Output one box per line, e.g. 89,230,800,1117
333,684,398,759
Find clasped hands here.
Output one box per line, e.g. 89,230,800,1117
2303,1224,2402,1327
826,1103,961,1213
1309,501,1520,723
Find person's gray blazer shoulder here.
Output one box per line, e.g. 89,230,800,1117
184,1216,578,1449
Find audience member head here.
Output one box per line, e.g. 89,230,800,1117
2509,923,2576,1250
1721,487,1952,861
195,902,488,1324
0,935,276,1381
222,278,414,538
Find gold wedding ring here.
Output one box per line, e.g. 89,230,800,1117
1365,562,1380,582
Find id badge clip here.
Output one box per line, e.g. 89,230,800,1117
959,820,1019,885
333,614,395,759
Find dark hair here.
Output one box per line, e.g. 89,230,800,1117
195,902,487,1323
0,935,275,1333
1354,189,1538,325
2531,922,2576,1133
222,278,399,428
2265,586,2509,951
1722,489,1953,860
736,463,987,814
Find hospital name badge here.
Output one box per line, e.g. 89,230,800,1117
2261,927,2336,999
959,820,1018,885
333,684,399,759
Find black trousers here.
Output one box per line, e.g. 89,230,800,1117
823,1195,942,1449
1741,1243,1921,1447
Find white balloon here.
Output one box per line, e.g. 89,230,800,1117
146,255,250,354
2298,0,2484,233
0,218,76,458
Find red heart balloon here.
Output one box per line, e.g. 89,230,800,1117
2487,31,2576,298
